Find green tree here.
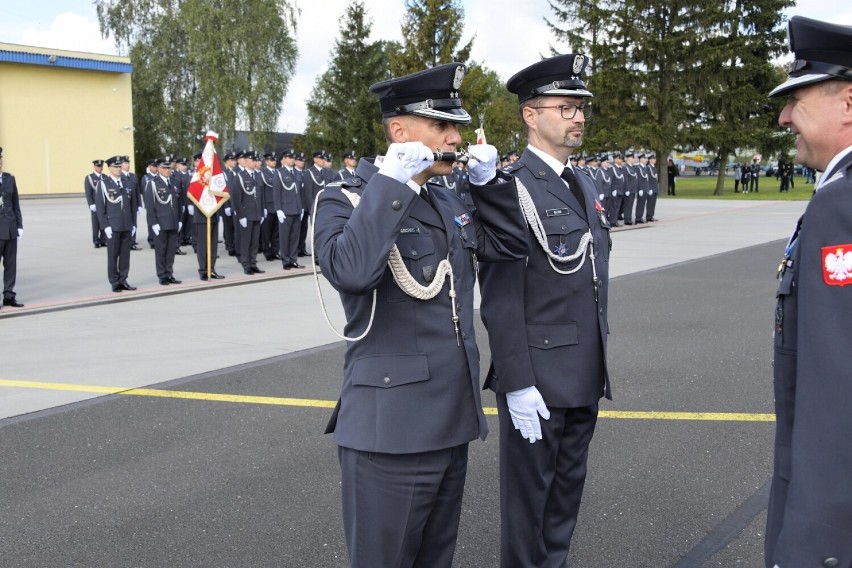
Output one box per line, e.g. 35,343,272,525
95,0,299,163
301,1,390,158
388,0,474,75
458,64,526,154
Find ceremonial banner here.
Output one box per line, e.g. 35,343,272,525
475,125,487,145
187,130,229,216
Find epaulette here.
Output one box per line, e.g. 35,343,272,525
502,161,523,175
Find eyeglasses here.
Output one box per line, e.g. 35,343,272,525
531,103,593,120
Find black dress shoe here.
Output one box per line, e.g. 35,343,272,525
291,262,305,269
160,278,171,285
625,221,633,225
649,217,658,222
94,243,102,249
120,283,137,291
112,286,123,293
210,272,225,279
636,219,645,224
283,263,292,270
131,244,142,251
199,273,208,281
228,250,237,256
3,297,24,307
243,268,254,275
167,276,182,284
297,251,308,257
175,248,187,255
252,267,266,274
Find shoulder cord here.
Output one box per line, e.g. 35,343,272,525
276,170,296,191
599,170,611,183
239,173,256,196
148,180,172,205
311,188,458,343
626,165,638,177
515,176,592,275
639,167,648,179
101,180,124,205
612,166,624,179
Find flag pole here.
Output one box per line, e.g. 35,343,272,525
206,216,212,281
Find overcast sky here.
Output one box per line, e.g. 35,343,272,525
2,0,851,133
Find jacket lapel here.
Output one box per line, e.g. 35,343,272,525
520,150,587,219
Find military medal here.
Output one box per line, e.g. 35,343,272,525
554,241,569,257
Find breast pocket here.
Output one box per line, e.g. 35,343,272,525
388,233,437,301
540,214,588,258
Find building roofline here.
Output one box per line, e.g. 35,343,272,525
0,42,131,74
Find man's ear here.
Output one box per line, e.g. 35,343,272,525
521,104,537,130
386,116,409,143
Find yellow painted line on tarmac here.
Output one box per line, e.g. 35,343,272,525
0,379,774,421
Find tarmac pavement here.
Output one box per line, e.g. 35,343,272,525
0,195,807,566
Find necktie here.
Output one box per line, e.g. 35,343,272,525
419,187,432,207
561,167,586,213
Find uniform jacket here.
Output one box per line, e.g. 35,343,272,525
624,161,638,195
84,173,102,207
272,167,302,216
610,163,626,196
335,168,356,182
259,167,277,210
637,162,650,195
96,176,137,232
144,176,181,231
767,150,852,567
479,148,612,408
0,171,23,240
648,163,659,194
594,165,612,203
302,165,327,214
230,168,263,222
315,158,529,454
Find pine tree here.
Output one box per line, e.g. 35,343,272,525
388,0,474,75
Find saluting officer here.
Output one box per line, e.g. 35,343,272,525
765,16,852,568
96,155,138,292
273,149,303,270
479,53,612,568
85,159,106,248
230,151,265,274
144,157,182,285
314,62,528,568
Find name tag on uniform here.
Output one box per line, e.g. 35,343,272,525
399,227,420,235
546,208,570,217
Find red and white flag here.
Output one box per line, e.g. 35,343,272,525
475,126,487,145
188,130,229,217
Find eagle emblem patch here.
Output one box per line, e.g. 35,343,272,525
822,245,852,286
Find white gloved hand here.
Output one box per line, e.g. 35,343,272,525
225,207,232,217
152,224,161,236
239,217,247,228
625,191,631,196
506,386,550,443
178,222,182,232
648,190,653,196
264,208,268,218
276,210,285,223
132,226,137,237
611,190,617,197
105,227,113,240
599,194,604,201
638,190,644,197
182,206,186,214
138,206,143,216
17,228,23,239
378,142,433,184
89,204,96,212
300,210,305,220
188,205,195,216
467,144,499,186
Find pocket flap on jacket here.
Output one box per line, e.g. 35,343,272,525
526,322,578,350
351,354,430,388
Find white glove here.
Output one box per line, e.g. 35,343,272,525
625,191,631,196
378,142,433,184
89,204,96,212
188,205,195,216
467,144,499,186
182,206,186,214
138,206,143,216
599,194,604,201
105,227,113,239
178,222,182,232
648,190,653,196
225,207,232,217
276,210,285,223
239,217,247,228
264,208,268,218
506,386,550,443
17,228,23,239
132,226,136,237
300,210,305,220
611,190,617,197
639,190,644,197
152,224,161,236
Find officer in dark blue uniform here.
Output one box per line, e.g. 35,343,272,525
230,151,264,274
314,62,529,568
273,149,303,269
220,151,238,257
143,157,182,285
608,151,625,226
85,159,107,248
0,146,24,308
96,155,138,292
765,16,852,568
479,53,612,568
646,152,660,221
335,150,358,181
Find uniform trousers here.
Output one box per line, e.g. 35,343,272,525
90,211,105,245
238,221,260,269
0,237,18,299
153,229,178,279
195,221,219,273
635,193,647,222
338,443,469,568
260,214,279,258
622,193,636,223
497,396,598,568
278,215,300,266
232,215,242,261
607,195,622,226
106,230,132,286
222,211,235,253
646,193,658,219
298,214,310,254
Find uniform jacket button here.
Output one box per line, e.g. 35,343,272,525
543,339,549,345
392,200,402,210
823,558,839,568
383,376,391,385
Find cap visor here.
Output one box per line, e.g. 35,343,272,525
769,73,831,98
411,107,472,124
539,87,594,98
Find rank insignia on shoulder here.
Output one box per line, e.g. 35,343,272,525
546,208,570,217
399,227,421,234
554,241,569,257
822,244,852,286
454,212,472,227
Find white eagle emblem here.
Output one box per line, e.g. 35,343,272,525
452,66,465,90
573,55,585,75
824,248,852,282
